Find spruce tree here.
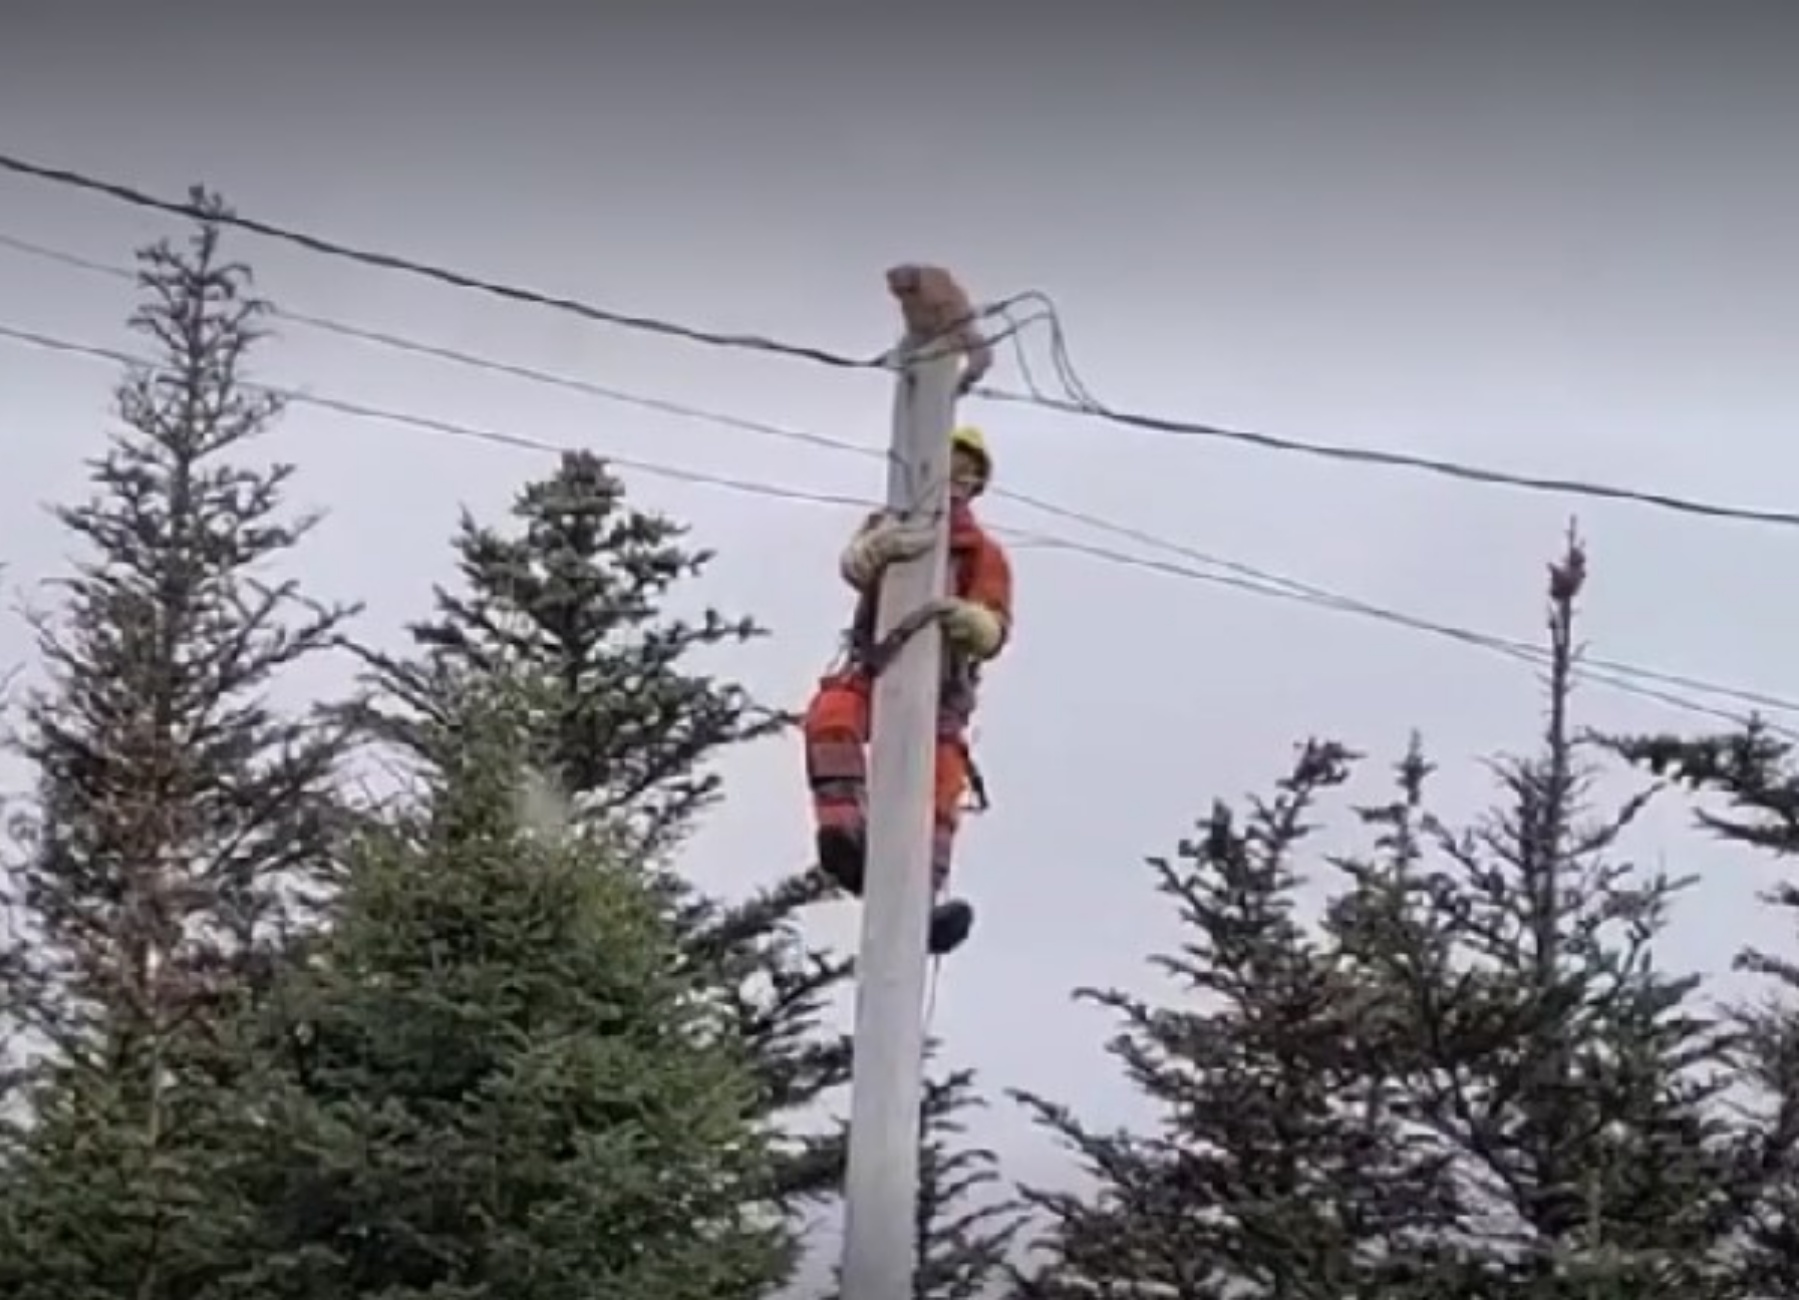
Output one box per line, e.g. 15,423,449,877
1011,740,1463,1299
197,682,792,1300
349,451,851,1208
1330,531,1743,1297
0,199,356,1296
354,449,779,862
0,641,20,1105
914,1066,1026,1299
1605,711,1799,1295
818,1057,1025,1300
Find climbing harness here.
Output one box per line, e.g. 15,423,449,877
831,597,994,820
835,526,998,818
856,598,948,677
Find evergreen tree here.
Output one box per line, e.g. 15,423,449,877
818,1058,1025,1300
354,449,780,862
0,640,21,1106
1605,712,1799,1295
0,716,24,1150
348,451,851,1208
1330,531,1744,1297
0,200,356,1296
675,865,848,1205
914,1066,1026,1300
1011,740,1463,1299
196,683,792,1300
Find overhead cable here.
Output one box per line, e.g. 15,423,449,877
3,316,1786,738
2,154,1792,530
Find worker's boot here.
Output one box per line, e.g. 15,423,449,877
821,826,972,954
816,825,867,896
928,897,974,956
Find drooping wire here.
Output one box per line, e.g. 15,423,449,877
4,153,1797,530
0,153,904,373
6,231,1792,723
967,287,1799,530
0,322,878,511
0,226,1033,518
3,315,1791,740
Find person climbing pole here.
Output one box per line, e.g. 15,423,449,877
801,421,1013,956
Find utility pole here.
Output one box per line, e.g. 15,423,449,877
836,277,964,1300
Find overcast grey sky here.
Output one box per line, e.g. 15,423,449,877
5,0,1799,1281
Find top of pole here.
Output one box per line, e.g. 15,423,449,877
885,263,993,389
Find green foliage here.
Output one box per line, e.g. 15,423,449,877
197,688,793,1300
816,1056,1025,1300
1332,535,1744,1297
354,448,780,863
1012,532,1747,1299
1605,720,1799,1294
0,647,21,1112
914,1066,1026,1299
0,200,355,1297
0,1035,258,1300
673,867,849,1206
347,451,852,1211
1012,742,1463,1300
9,200,354,1028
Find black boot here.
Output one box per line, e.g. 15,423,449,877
820,828,971,955
928,897,975,956
816,826,866,896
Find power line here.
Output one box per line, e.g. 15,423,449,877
999,488,1799,721
0,232,892,466
0,152,893,374
2,316,1789,738
6,229,1797,722
3,152,1794,533
963,297,1799,531
0,322,875,514
1024,534,1792,735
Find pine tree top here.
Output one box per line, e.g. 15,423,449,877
353,448,782,863
0,199,358,1300
7,200,356,1056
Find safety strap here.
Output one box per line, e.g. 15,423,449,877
962,744,990,814
857,601,943,676
839,547,996,814
849,536,980,672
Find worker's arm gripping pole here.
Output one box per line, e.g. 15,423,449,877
837,268,966,1300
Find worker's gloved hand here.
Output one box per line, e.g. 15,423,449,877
839,511,933,589
934,597,1005,659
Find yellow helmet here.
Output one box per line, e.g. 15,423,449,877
950,424,992,492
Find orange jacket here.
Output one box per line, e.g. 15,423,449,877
947,502,1012,659
845,501,1014,667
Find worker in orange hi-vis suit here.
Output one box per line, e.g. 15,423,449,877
801,423,1013,956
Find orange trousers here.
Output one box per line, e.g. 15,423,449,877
802,669,969,887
